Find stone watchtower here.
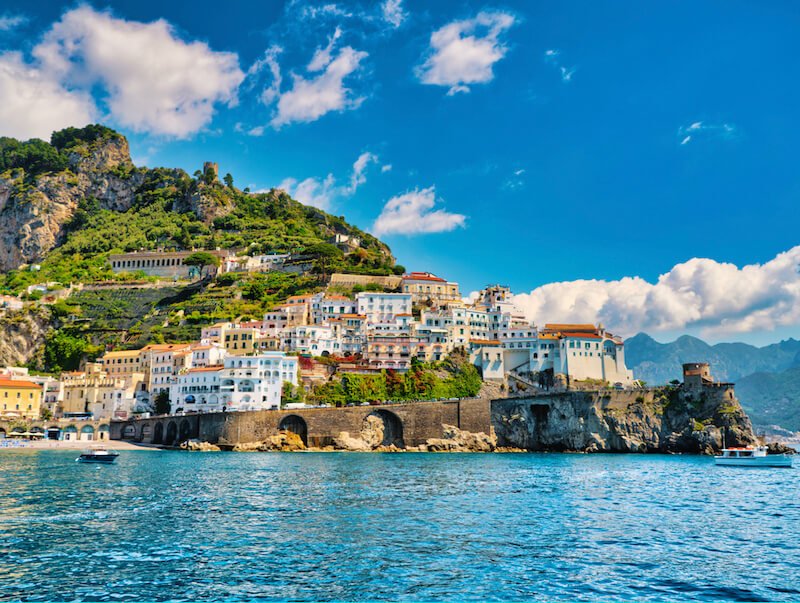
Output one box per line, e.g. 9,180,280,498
203,162,219,179
682,362,711,391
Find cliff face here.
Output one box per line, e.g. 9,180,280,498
0,136,143,271
0,306,53,367
492,386,757,454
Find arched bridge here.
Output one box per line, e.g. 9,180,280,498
111,398,491,448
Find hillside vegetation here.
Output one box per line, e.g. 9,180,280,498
0,124,397,293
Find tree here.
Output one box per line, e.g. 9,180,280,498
305,242,343,278
154,391,171,415
281,381,303,407
392,265,406,275
223,173,234,189
183,251,220,279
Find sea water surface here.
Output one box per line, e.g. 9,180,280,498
0,451,799,602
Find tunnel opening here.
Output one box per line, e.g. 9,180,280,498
365,409,405,448
179,420,192,443
153,422,164,444
165,421,177,446
278,414,308,446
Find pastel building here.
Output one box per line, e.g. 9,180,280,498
170,365,224,413
0,377,43,419
108,249,230,279
219,353,299,411
356,292,412,323
401,272,461,304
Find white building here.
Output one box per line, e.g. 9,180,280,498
219,353,299,411
356,292,412,324
170,365,224,413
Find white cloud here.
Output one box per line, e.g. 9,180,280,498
248,46,283,106
544,48,576,83
301,4,354,20
0,14,26,31
278,151,382,209
257,30,367,128
0,51,95,140
307,28,342,72
505,246,800,340
382,0,407,28
416,11,516,95
278,174,337,209
28,6,244,138
677,121,737,145
381,164,392,173
372,186,467,235
345,151,378,194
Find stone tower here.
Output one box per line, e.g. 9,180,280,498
203,162,219,179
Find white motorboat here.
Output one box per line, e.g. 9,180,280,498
76,445,119,464
714,446,793,468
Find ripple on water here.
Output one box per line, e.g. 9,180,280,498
0,451,799,602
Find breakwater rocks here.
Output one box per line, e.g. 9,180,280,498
493,387,757,454
179,439,221,452
215,425,501,453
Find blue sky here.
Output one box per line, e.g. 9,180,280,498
2,0,800,344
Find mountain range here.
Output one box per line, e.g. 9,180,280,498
626,333,800,431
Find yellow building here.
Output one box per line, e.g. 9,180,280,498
401,272,461,304
100,349,144,380
224,324,261,355
0,378,43,419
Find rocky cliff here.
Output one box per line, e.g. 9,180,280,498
492,386,757,454
0,133,142,271
0,306,53,367
0,124,395,282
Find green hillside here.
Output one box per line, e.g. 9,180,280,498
0,124,398,294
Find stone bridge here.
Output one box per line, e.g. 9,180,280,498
110,398,491,448
0,419,110,441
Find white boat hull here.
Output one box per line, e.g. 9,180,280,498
714,455,793,468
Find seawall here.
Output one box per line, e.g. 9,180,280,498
111,385,756,453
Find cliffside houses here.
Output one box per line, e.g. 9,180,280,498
0,271,638,423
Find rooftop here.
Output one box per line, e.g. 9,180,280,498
403,272,446,283
0,378,41,389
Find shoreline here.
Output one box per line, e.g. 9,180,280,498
0,439,162,451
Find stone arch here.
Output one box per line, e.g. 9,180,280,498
140,423,153,443
153,422,164,444
63,425,78,441
278,414,308,446
121,424,136,439
46,425,61,440
179,419,191,443
0,427,6,439
165,421,178,445
364,409,404,448
80,424,95,441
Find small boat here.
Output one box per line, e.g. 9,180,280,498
76,445,120,464
714,446,793,468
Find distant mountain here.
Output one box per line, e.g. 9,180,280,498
625,333,800,384
626,333,800,432
735,367,800,431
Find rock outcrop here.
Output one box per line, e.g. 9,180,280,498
0,135,144,271
424,424,497,452
180,439,221,452
493,386,758,454
0,306,53,367
232,430,306,452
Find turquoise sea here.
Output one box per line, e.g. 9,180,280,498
0,450,798,602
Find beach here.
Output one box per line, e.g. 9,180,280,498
0,438,161,451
